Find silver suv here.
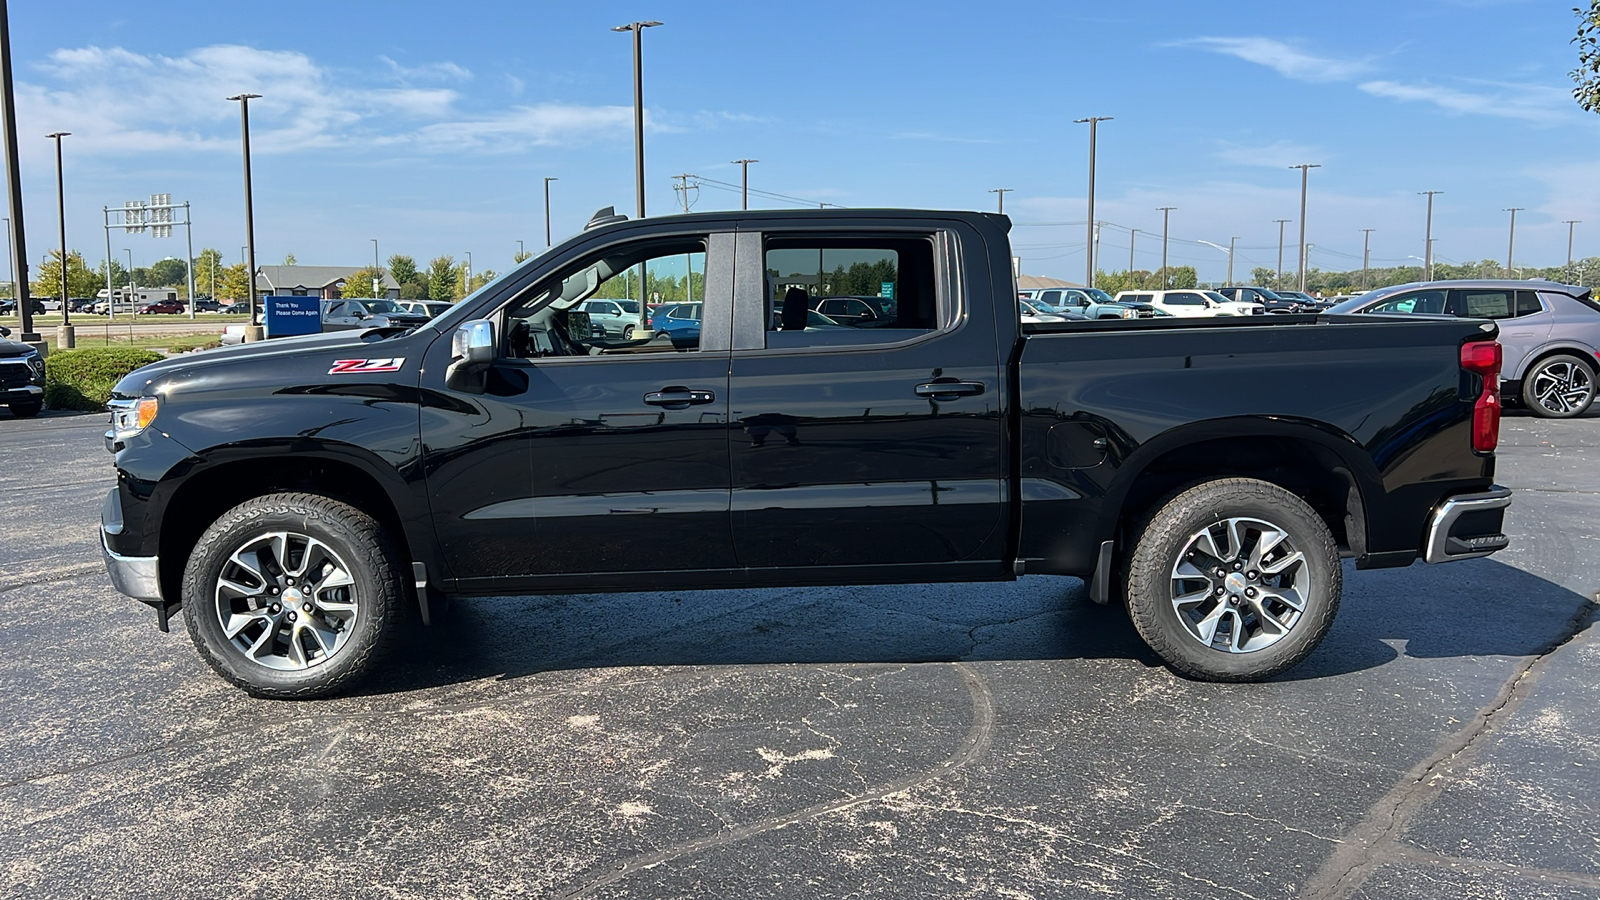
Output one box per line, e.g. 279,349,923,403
1328,280,1600,418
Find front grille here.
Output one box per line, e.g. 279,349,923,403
0,361,31,390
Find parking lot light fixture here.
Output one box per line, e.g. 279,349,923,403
227,92,263,341
544,177,558,246
1273,219,1291,290
1075,117,1112,288
47,131,70,329
612,21,662,220
1564,220,1580,283
1361,228,1375,289
1198,239,1235,286
1503,208,1524,278
1289,164,1320,292
1418,191,1442,281
1157,207,1175,288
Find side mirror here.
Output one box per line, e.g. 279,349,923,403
567,311,594,341
446,319,495,393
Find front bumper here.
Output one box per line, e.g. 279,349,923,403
2,384,42,401
101,486,161,602
1423,486,1512,564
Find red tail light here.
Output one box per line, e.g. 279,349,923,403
1461,340,1502,452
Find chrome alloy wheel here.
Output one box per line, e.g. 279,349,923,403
1528,360,1595,416
213,531,359,671
1169,517,1309,654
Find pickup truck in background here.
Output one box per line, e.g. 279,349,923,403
101,208,1511,698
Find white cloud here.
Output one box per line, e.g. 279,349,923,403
13,44,654,156
1214,139,1325,169
1357,79,1571,124
1176,37,1372,83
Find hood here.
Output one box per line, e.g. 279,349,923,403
112,326,417,398
0,336,37,358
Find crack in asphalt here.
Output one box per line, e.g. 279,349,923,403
1388,842,1600,890
556,662,995,899
0,563,104,597
1297,599,1600,900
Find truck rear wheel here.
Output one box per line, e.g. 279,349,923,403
1125,478,1340,681
181,492,406,699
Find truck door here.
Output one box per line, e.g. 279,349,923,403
726,223,1008,573
421,229,737,587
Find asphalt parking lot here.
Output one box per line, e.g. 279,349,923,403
1,408,1596,899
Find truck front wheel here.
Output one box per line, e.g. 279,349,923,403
181,493,406,699
1125,478,1340,681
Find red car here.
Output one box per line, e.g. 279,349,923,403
139,301,185,315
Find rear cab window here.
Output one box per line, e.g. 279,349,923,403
762,236,940,348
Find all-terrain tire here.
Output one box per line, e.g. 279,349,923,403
7,399,41,418
181,492,407,699
1125,478,1341,681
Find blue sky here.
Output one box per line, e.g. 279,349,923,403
7,0,1597,285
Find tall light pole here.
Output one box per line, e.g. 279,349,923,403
613,21,662,220
1,217,11,302
1157,206,1175,288
1273,219,1291,289
1075,116,1112,288
371,238,381,297
1289,163,1320,292
543,176,558,247
1564,220,1581,283
517,239,525,260
1418,190,1441,281
1199,239,1238,286
464,250,472,297
732,159,758,210
0,1,35,340
989,188,1011,214
47,131,71,338
1128,229,1138,275
1360,228,1375,290
1503,208,1524,278
227,93,263,341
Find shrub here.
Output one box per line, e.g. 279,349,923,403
45,347,165,411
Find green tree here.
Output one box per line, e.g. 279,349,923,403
387,254,418,286
218,263,251,300
31,250,101,298
427,256,458,301
283,252,298,266
146,257,188,288
399,279,428,300
466,269,498,294
340,267,385,299
1574,2,1600,112
192,249,225,298
513,250,533,264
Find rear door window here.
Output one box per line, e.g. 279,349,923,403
1455,289,1515,319
1515,291,1544,317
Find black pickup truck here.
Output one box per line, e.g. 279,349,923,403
101,209,1511,698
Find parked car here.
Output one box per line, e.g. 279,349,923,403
1215,286,1303,313
68,298,97,313
651,302,702,341
188,297,222,313
578,298,645,338
397,300,456,320
812,295,896,327
0,325,44,417
1019,299,1071,324
1114,289,1264,317
100,206,1510,698
321,299,431,330
1328,280,1600,417
0,298,45,315
140,301,185,315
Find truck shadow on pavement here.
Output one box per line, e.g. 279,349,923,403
355,557,1594,696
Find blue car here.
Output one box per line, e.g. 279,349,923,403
651,302,702,342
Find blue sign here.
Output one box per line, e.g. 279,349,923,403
264,295,322,338
880,281,895,299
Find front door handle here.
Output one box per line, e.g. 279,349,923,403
915,380,985,400
643,387,716,409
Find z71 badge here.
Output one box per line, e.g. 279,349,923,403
328,358,406,375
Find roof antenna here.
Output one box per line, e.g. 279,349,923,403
585,206,628,230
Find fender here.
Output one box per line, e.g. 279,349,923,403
1507,339,1600,381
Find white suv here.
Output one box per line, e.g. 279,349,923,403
1112,290,1264,317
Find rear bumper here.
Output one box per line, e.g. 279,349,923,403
1423,486,1512,564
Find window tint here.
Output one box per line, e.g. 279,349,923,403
505,236,709,358
1515,291,1543,317
763,236,939,348
1458,290,1514,319
1167,292,1203,306
1366,290,1447,315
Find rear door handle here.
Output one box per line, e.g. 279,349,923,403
915,380,985,399
643,387,716,409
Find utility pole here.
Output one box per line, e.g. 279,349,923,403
1503,208,1524,278
1564,220,1581,283
1360,228,1375,290
1274,219,1291,290
731,159,757,210
1227,236,1238,286
1289,163,1320,292
227,93,263,341
1128,229,1138,275
1075,115,1112,289
1157,207,1176,288
1094,221,1104,282
613,21,661,221
674,174,695,303
988,188,1011,215
47,131,72,345
543,176,558,246
0,1,35,340
1418,191,1442,281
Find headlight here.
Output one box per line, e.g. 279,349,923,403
22,350,44,377
108,396,159,442
1121,308,1136,319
